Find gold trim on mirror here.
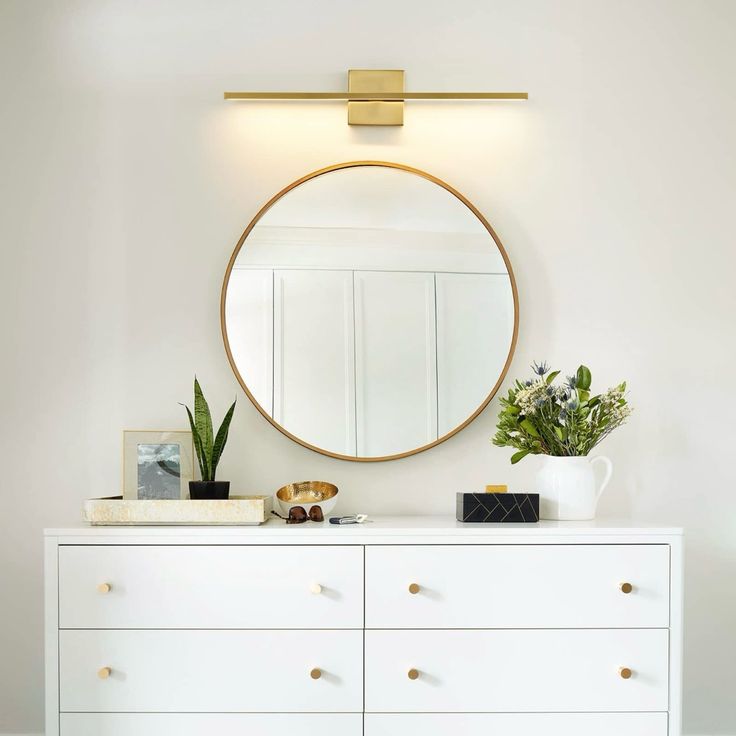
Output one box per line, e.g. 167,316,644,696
220,161,520,463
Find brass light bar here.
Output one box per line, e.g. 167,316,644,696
223,92,529,100
224,69,528,126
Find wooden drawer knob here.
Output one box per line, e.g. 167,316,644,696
97,583,112,594
408,668,420,680
97,667,112,679
619,582,633,594
619,667,633,679
310,668,322,680
310,583,323,595
408,583,421,595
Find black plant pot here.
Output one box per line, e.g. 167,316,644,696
189,481,230,500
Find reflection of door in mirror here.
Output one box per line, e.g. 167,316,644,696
223,163,517,461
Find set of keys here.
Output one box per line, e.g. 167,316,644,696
328,514,369,525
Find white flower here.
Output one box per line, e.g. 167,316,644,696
611,405,633,423
515,380,548,415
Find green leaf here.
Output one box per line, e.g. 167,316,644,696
554,426,564,441
210,400,237,480
182,403,209,480
546,370,560,385
193,377,214,465
510,449,531,464
577,389,590,403
520,418,540,437
576,365,592,391
505,405,521,415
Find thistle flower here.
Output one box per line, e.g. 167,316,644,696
566,375,577,389
532,361,550,377
566,398,579,412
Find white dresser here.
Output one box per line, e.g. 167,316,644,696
44,517,683,735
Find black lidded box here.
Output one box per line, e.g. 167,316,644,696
456,492,539,523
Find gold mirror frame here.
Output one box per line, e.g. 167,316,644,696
220,161,520,462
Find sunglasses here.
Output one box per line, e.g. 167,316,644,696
272,505,324,524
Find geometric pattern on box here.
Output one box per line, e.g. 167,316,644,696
456,492,540,523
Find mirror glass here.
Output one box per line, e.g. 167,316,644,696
222,163,517,461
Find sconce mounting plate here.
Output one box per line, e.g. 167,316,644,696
347,69,405,126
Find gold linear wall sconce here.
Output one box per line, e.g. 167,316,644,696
224,69,528,126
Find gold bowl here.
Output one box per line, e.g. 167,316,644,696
275,481,339,516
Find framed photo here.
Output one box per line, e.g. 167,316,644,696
123,431,194,500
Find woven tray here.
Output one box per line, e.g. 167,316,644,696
83,495,272,526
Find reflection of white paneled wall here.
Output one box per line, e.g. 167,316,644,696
227,268,513,457
436,274,515,437
224,269,273,415
273,270,356,456
354,272,437,457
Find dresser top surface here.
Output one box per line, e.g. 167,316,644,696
45,515,683,542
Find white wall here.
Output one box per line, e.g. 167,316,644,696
0,0,734,733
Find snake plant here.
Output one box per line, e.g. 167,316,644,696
181,378,236,481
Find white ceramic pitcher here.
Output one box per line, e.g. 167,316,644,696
536,455,613,520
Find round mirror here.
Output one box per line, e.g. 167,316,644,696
221,162,518,461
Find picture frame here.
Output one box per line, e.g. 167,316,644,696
123,430,194,500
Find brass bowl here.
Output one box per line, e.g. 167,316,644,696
275,481,338,516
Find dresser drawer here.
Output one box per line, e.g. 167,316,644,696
365,713,667,735
60,629,363,712
59,545,363,628
61,713,363,735
365,629,669,712
365,544,669,628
